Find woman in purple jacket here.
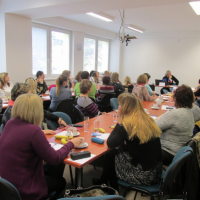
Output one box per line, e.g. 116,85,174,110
0,93,83,200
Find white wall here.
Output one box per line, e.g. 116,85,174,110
5,13,32,83
121,37,200,88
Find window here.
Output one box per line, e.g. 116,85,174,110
32,24,71,78
83,36,109,73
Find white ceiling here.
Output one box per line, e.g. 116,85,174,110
2,0,200,37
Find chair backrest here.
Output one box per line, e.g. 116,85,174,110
149,84,155,91
99,93,116,106
56,98,74,121
46,112,72,130
110,98,119,110
0,114,3,125
128,85,134,93
114,91,124,98
0,124,4,135
75,105,85,122
0,177,22,200
162,146,192,190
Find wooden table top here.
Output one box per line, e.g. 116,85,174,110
2,92,76,110
47,98,175,169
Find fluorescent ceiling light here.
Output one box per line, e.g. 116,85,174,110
126,25,144,33
189,1,200,15
86,12,114,22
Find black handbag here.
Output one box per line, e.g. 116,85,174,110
64,184,119,198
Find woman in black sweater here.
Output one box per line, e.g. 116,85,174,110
93,93,162,190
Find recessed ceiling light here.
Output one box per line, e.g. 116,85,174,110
126,25,144,33
86,12,114,22
189,1,200,15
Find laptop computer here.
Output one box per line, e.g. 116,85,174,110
155,79,166,86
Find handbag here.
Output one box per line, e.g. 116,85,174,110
64,184,119,198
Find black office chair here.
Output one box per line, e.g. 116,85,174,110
128,85,134,93
149,84,155,91
56,98,74,123
96,93,116,112
0,177,22,200
114,91,124,98
74,105,85,122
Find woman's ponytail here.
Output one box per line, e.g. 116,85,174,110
56,75,67,96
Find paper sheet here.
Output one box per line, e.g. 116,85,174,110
3,104,8,107
50,143,64,150
161,105,175,110
55,131,68,136
42,96,50,100
68,154,96,164
150,115,158,120
96,133,110,140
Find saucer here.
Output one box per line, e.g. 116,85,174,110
75,142,88,149
73,132,80,137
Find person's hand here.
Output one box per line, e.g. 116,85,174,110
153,91,156,95
58,118,67,127
37,78,44,84
153,95,157,100
101,112,106,115
43,130,56,135
70,137,84,148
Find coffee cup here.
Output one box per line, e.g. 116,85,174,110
152,104,158,108
70,127,77,136
79,138,85,148
67,129,73,137
156,99,162,106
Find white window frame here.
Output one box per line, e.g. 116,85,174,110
84,34,110,75
32,23,71,79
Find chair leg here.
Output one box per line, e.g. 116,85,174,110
69,165,74,185
134,191,138,200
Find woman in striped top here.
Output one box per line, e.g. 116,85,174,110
77,79,100,118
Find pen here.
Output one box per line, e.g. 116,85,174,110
52,143,57,147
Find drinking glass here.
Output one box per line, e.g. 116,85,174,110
113,109,118,123
84,116,89,132
94,119,100,133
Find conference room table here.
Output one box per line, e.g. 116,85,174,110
1,92,76,111
46,96,174,188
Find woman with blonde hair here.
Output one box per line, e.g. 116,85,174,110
0,93,83,200
25,78,37,94
111,72,124,93
0,72,13,97
49,75,72,111
123,76,132,87
62,70,74,89
132,74,157,101
93,93,162,190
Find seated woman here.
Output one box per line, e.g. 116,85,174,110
62,70,74,89
73,71,82,86
0,72,13,97
77,80,100,118
93,93,162,190
194,79,200,92
36,71,48,95
111,72,125,93
132,74,156,101
96,76,114,103
161,70,179,94
49,75,72,111
90,71,99,84
2,82,67,130
123,76,133,93
0,93,83,200
144,73,156,96
156,85,194,166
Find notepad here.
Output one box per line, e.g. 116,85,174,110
50,143,64,150
3,104,8,107
161,105,175,110
42,96,50,100
96,133,110,140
